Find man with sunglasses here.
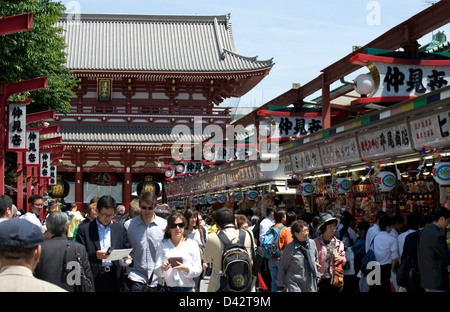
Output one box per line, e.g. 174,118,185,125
124,191,167,292
76,195,131,292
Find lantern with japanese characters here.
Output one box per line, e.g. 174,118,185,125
373,171,396,192
137,175,160,196
48,175,70,202
432,162,450,185
298,183,316,196
331,178,352,194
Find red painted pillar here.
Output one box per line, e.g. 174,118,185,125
16,152,23,210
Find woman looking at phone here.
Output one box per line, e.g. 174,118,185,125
154,212,203,292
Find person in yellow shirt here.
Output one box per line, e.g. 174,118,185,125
67,203,84,239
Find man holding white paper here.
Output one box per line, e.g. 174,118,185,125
76,195,132,292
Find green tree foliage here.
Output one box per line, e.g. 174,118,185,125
0,0,76,114
0,0,75,185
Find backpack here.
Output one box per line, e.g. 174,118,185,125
217,229,253,292
262,225,284,259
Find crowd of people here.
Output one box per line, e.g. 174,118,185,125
0,192,449,293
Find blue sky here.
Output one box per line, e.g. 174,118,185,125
60,0,449,107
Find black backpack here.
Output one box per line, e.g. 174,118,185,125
217,229,253,292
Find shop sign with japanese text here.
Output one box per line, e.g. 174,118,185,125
357,122,413,159
281,155,293,174
40,152,51,178
371,63,449,99
182,162,205,175
7,103,27,151
26,130,40,166
320,137,361,167
290,148,322,173
272,115,323,139
409,108,450,150
48,165,57,186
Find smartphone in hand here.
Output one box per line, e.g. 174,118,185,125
168,257,183,267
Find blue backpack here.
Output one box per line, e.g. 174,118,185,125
262,225,284,259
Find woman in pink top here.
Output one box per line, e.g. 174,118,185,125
314,212,346,292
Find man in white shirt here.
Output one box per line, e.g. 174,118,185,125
371,215,399,293
365,211,387,253
20,195,44,234
259,206,275,245
389,214,405,240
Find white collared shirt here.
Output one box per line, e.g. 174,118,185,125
96,218,112,266
20,212,44,234
373,231,399,265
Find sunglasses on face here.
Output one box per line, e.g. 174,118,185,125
141,205,155,210
170,222,185,229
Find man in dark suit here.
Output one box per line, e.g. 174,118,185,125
76,195,131,292
34,211,94,291
417,208,450,292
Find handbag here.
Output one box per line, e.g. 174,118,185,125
396,256,420,291
141,272,167,292
331,240,344,288
64,241,94,292
332,264,344,288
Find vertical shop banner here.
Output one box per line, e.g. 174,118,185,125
48,165,57,186
7,102,27,151
357,122,413,159
290,147,322,173
409,108,450,150
26,130,40,166
320,137,360,168
40,152,51,178
281,155,293,175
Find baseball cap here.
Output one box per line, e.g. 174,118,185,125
0,218,43,248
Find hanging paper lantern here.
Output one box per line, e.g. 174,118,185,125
432,162,450,185
246,190,258,200
218,194,228,204
176,164,185,173
373,171,396,192
331,178,352,194
232,192,243,202
298,183,315,196
199,197,206,205
206,195,216,204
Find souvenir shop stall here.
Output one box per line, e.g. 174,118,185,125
164,157,295,217
279,85,450,224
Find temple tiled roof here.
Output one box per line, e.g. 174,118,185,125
47,124,209,145
56,13,274,74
